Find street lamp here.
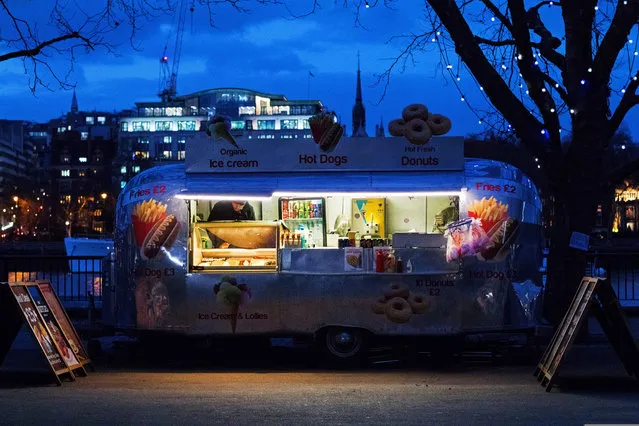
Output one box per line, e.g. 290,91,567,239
65,220,70,226
12,196,18,203
100,192,108,200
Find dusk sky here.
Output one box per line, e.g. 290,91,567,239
2,0,639,139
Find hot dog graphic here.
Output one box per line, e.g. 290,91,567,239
140,214,180,260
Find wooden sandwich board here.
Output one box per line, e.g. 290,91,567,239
35,280,93,370
0,282,89,385
534,277,639,392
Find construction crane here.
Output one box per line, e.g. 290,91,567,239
158,0,188,103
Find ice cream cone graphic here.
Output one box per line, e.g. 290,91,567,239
214,276,251,334
230,304,239,334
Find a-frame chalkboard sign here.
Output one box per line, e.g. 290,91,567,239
534,277,639,392
0,282,89,386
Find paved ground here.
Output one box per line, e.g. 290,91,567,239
1,325,639,426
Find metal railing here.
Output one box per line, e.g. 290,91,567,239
0,255,110,309
586,251,639,307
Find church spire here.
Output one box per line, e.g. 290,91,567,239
71,89,78,114
351,51,368,138
356,51,362,103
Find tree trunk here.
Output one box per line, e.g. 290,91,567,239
543,139,604,327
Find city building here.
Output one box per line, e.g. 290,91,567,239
116,87,323,188
48,92,120,236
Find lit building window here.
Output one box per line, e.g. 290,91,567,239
165,107,183,116
97,116,106,125
163,136,172,144
257,120,275,130
86,116,95,125
155,121,172,131
120,181,127,188
162,150,173,159
94,210,103,217
79,157,87,163
121,166,127,174
132,121,151,131
134,151,149,159
177,121,196,131
231,121,245,130
58,127,66,133
280,119,298,130
61,155,70,163
239,106,256,115
138,137,149,144
121,122,130,132
302,120,311,129
81,132,89,140
177,138,186,146
177,150,185,160
133,166,140,173
65,195,71,203
78,170,86,177
61,170,70,177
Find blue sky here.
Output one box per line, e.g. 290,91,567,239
1,0,638,139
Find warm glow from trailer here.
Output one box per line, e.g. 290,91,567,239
176,191,464,200
175,194,272,201
273,191,463,198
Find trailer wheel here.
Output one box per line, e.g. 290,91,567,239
320,327,366,364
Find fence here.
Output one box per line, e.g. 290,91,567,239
0,255,111,310
586,251,639,308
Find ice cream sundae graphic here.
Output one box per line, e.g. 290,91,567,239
213,275,251,333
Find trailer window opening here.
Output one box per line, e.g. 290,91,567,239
187,194,460,273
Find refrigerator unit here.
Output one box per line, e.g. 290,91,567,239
278,197,327,247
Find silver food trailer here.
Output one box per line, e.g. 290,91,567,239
105,134,544,361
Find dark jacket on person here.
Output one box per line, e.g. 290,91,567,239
207,201,256,221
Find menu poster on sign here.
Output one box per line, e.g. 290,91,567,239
28,285,84,373
344,247,364,272
9,284,71,381
37,280,91,367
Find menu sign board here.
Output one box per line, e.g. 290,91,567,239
9,284,69,376
185,135,464,173
28,285,83,370
36,280,91,367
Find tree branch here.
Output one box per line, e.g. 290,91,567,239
0,32,94,62
593,0,639,82
607,70,639,143
508,0,561,149
479,0,513,33
474,36,515,47
426,0,548,160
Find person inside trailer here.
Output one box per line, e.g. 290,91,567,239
207,200,256,222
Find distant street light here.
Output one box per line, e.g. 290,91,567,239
65,221,70,226
100,192,108,200
12,196,18,203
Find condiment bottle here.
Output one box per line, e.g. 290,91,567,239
396,256,403,273
385,250,396,273
406,259,413,273
375,249,385,273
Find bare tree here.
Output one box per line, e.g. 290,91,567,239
298,0,639,322
0,0,280,93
